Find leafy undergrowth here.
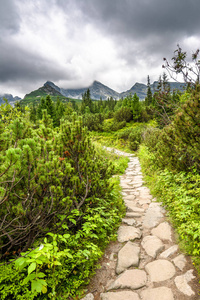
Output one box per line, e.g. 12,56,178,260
0,145,127,300
91,120,157,153
138,145,200,273
93,142,129,174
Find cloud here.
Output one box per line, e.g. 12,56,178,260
1,0,200,97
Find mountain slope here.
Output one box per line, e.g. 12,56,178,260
58,80,119,100
0,94,21,105
120,82,147,99
22,80,187,104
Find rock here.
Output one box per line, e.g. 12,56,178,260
117,226,142,243
126,212,142,218
160,245,178,258
174,270,195,296
124,201,145,213
145,259,176,282
100,291,140,300
120,183,132,189
140,287,174,300
142,203,165,228
141,235,164,258
116,241,140,274
107,269,147,290
151,222,172,241
81,293,94,300
122,218,137,226
172,254,187,271
124,195,136,201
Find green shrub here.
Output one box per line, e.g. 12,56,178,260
139,145,200,257
114,107,132,123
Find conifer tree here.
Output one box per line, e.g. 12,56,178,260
0,112,113,256
145,75,153,106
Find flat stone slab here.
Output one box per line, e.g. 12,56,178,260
142,203,165,228
172,254,187,271
124,195,136,201
174,270,195,296
141,235,164,258
160,245,178,259
122,218,137,226
117,226,142,243
145,259,176,282
120,183,132,189
126,212,142,218
116,241,140,274
108,269,147,290
125,201,145,213
81,293,94,300
151,222,172,241
101,291,140,300
140,287,174,300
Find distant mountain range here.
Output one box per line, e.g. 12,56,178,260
1,80,186,105
0,94,21,105
24,80,185,101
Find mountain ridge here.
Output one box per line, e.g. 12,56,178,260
1,80,186,105
24,80,185,101
0,94,21,105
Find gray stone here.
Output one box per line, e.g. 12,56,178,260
145,259,176,282
124,195,136,201
172,254,187,271
117,226,142,243
122,218,137,226
141,235,164,258
174,270,195,296
140,287,174,300
151,222,172,241
160,245,178,258
142,203,165,228
108,269,147,290
81,293,94,300
116,241,140,274
125,201,145,213
131,182,143,188
120,183,132,189
126,212,142,218
101,291,140,300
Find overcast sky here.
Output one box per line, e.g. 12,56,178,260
1,0,200,97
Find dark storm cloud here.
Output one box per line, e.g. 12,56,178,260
1,0,200,96
0,43,70,83
70,0,200,39
0,0,21,34
56,0,200,74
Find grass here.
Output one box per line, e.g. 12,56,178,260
138,144,200,277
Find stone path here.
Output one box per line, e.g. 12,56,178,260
82,149,200,300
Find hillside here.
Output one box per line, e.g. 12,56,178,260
21,80,186,104
0,94,21,105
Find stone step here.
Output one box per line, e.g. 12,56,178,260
117,226,142,242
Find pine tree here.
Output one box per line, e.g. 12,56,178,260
145,75,153,106
45,95,55,119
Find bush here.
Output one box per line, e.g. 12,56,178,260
139,145,200,257
117,125,146,151
142,88,200,172
0,107,127,299
114,107,132,123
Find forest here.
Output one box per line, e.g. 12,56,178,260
0,46,200,299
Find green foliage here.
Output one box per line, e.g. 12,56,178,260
82,113,104,131
114,107,132,122
139,145,200,257
0,105,127,298
143,87,200,172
